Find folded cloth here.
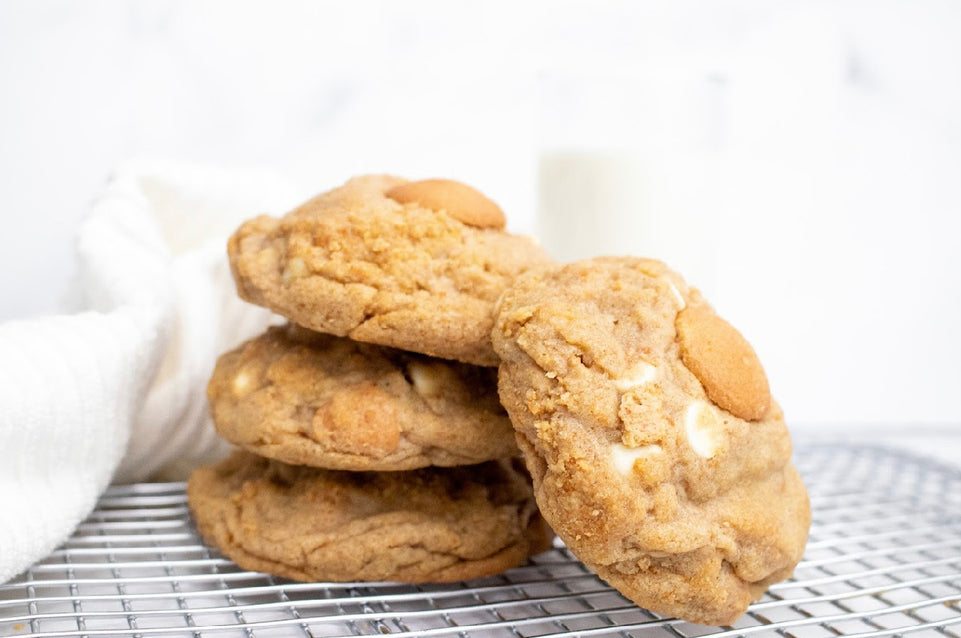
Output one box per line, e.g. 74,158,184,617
0,160,300,584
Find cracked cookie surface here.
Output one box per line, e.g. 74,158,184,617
208,324,517,471
187,450,554,583
228,175,550,366
492,257,810,625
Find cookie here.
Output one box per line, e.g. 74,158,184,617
492,257,810,625
228,175,550,366
187,450,553,583
208,324,517,471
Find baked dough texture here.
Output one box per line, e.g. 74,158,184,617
208,324,517,471
228,175,550,366
492,257,810,625
187,450,554,583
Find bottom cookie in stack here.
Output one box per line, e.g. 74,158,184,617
188,323,552,583
187,451,553,583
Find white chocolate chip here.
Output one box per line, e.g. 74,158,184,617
684,401,721,458
609,443,663,475
613,362,658,392
232,371,252,397
283,257,308,283
408,362,442,397
668,280,686,310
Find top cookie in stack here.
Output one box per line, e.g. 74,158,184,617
228,174,550,366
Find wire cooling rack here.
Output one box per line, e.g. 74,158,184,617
1,443,960,638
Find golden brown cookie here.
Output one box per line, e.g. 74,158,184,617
492,257,810,625
208,324,517,471
187,450,554,583
228,175,550,366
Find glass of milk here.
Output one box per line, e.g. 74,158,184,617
537,69,722,294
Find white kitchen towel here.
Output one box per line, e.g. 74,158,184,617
0,160,300,584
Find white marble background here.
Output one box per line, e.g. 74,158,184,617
1,0,960,430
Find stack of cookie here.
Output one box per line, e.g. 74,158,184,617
187,176,554,583
189,174,812,626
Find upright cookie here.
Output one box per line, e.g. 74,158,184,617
187,451,553,583
228,175,550,366
208,324,517,471
492,257,810,625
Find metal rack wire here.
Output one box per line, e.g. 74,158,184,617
2,442,960,638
